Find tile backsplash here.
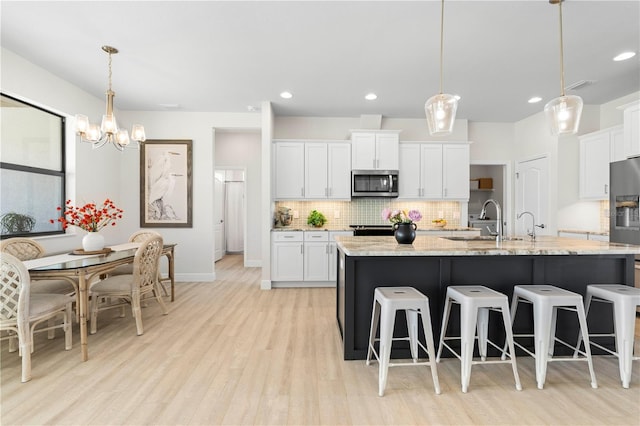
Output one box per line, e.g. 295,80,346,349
274,199,462,228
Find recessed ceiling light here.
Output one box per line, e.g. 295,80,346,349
280,91,293,99
365,93,377,101
159,103,180,109
454,95,462,101
247,105,258,112
528,96,542,104
613,51,636,61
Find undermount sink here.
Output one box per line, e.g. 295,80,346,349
444,236,526,242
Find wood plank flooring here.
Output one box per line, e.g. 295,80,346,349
2,254,639,425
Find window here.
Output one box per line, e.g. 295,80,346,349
1,93,65,238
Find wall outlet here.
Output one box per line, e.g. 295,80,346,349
334,210,341,219
293,210,299,219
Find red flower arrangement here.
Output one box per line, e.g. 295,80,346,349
50,199,124,232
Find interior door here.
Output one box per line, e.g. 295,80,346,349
516,156,549,236
214,171,225,262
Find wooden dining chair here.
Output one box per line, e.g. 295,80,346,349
0,253,74,382
105,230,169,296
0,238,77,296
89,235,168,335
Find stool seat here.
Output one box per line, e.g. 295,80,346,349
366,287,440,396
436,285,521,393
508,285,597,389
576,284,640,388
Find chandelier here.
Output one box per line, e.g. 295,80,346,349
74,46,146,151
544,0,583,136
424,0,458,136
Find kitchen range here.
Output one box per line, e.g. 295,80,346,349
349,225,394,236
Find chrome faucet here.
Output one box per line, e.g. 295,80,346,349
517,211,545,241
480,199,503,242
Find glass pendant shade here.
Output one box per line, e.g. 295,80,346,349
425,93,458,135
101,114,118,134
74,114,89,134
131,124,146,142
544,94,583,135
86,123,101,142
116,129,130,146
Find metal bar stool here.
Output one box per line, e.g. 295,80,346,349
366,287,441,396
574,284,640,388
507,284,598,389
436,285,521,393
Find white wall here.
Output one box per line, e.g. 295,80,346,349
600,91,640,129
214,131,262,266
2,47,262,281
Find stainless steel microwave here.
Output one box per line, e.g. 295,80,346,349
351,170,399,198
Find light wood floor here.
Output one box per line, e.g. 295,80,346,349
2,254,640,425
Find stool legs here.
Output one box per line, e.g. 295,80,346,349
366,298,380,366
460,303,478,393
576,302,598,389
378,304,395,396
419,301,441,395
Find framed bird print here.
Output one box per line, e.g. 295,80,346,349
140,139,192,228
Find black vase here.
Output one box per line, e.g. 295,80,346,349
393,222,417,244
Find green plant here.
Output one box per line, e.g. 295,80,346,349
307,210,327,227
0,212,36,234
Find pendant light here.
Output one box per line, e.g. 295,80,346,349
544,0,583,136
425,0,458,136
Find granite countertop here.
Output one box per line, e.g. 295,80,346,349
272,226,352,232
558,229,610,236
335,235,640,257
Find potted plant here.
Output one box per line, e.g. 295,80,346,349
0,212,36,235
307,210,327,228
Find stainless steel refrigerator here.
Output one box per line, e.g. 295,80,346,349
609,156,640,307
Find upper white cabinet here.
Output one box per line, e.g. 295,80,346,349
305,142,351,199
274,142,305,199
623,101,640,158
579,126,623,200
275,140,351,200
351,130,400,170
399,142,469,200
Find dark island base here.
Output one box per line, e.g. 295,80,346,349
337,253,636,360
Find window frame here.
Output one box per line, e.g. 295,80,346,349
0,92,66,239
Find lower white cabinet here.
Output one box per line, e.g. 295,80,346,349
304,231,330,281
271,230,353,285
271,231,304,281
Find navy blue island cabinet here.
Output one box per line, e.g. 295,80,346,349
335,235,638,360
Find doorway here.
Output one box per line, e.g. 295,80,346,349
469,162,510,235
214,169,246,262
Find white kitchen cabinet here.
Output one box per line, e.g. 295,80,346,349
399,142,469,200
623,101,640,158
443,144,470,199
610,126,626,163
304,231,329,281
305,142,351,199
274,142,305,199
328,231,352,281
351,131,400,170
271,232,304,281
579,126,622,200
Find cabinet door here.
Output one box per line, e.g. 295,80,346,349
351,132,376,169
399,144,422,198
443,144,470,199
304,242,329,281
305,143,328,199
624,102,640,158
275,142,305,199
421,144,444,198
271,242,304,281
327,143,351,199
610,126,625,163
580,133,610,199
376,133,399,170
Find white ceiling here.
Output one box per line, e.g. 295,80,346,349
1,1,639,123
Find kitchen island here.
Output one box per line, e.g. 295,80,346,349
335,235,640,360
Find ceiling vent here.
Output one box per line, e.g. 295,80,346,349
564,80,596,91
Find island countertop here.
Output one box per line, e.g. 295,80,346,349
335,235,640,257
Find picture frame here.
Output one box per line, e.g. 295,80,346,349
140,139,192,228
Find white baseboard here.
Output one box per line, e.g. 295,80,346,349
261,280,272,290
271,281,336,288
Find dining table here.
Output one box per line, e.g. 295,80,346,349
24,242,176,361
